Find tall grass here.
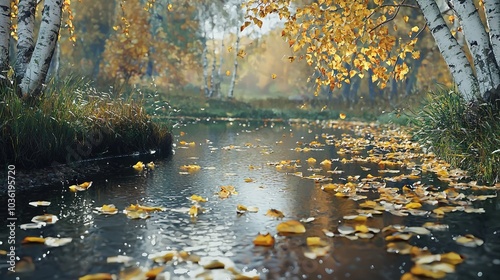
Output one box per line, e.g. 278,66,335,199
0,77,172,169
413,88,500,184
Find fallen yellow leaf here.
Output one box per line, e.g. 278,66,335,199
277,220,306,234
253,233,275,246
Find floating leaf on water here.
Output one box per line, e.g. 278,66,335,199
45,237,72,247
189,194,207,203
410,262,455,279
322,229,335,237
413,254,441,265
107,255,134,264
463,207,485,213
304,245,330,259
133,161,145,171
454,234,483,247
253,233,275,247
179,164,201,173
404,227,431,235
342,235,359,240
20,222,46,230
320,159,332,167
404,202,422,209
149,250,178,263
69,181,93,192
440,252,464,265
79,272,115,280
337,225,355,235
306,236,328,247
386,242,413,254
125,203,166,212
28,201,51,207
343,215,368,222
266,209,285,218
423,222,449,231
145,266,164,279
189,205,199,217
199,257,235,270
32,214,59,224
354,224,370,233
306,157,317,164
407,209,429,216
218,185,237,199
321,183,339,191
355,232,375,239
146,161,155,170
125,209,150,220
386,232,413,241
300,217,315,223
22,236,46,244
276,220,306,234
94,204,118,215
244,177,254,183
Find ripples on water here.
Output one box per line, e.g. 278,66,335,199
0,120,499,279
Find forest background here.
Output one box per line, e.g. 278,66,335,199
44,0,452,117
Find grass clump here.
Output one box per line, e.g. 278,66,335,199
413,88,500,184
0,77,172,169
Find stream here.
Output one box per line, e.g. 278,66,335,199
1,119,499,279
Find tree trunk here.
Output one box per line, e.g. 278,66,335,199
483,0,500,67
228,23,241,98
20,0,63,98
214,37,224,98
450,0,500,96
0,0,10,73
15,0,36,84
201,37,210,97
416,0,479,102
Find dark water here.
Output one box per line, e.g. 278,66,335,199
1,120,499,279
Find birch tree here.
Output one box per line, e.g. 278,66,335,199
245,0,500,103
0,0,10,74
0,0,64,99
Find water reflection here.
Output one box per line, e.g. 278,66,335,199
0,120,499,279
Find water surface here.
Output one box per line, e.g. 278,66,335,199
1,120,499,279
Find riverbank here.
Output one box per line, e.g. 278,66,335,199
1,78,172,168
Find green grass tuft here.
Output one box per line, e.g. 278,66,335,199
412,88,500,184
0,77,172,169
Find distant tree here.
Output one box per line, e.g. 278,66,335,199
244,0,500,103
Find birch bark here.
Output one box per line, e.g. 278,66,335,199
228,23,240,98
416,0,479,102
450,0,500,96
483,0,500,67
15,0,36,83
20,0,63,98
0,0,10,72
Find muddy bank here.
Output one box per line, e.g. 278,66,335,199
0,152,169,196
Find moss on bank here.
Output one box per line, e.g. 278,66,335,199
413,89,500,184
0,78,172,169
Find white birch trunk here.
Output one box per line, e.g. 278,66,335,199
416,0,479,102
202,37,209,97
450,0,500,96
215,37,224,98
228,22,241,98
15,0,36,83
0,0,10,72
20,0,63,98
483,0,500,67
